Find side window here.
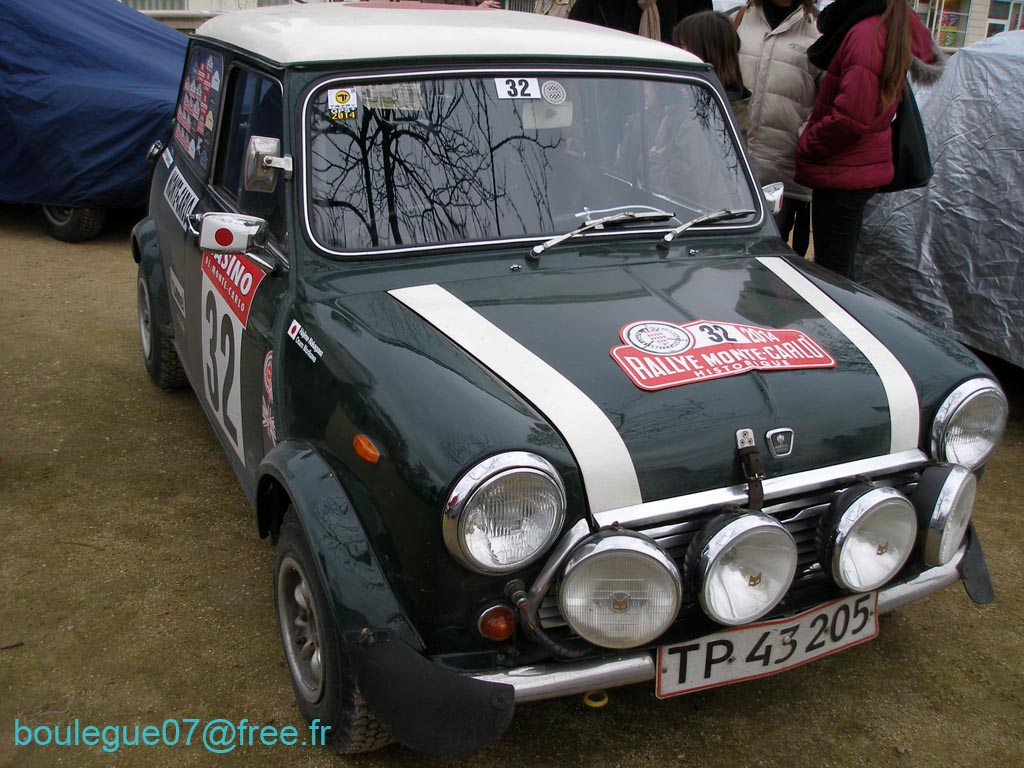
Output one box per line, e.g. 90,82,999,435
214,68,286,244
172,46,224,174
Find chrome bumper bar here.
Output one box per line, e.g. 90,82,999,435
472,547,966,703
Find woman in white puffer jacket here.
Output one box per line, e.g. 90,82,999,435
736,0,820,256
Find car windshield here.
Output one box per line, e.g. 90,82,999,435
305,72,756,254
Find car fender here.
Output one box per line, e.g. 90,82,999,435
257,439,423,651
131,215,174,336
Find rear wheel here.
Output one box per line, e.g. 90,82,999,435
275,509,392,754
39,205,106,242
137,268,188,390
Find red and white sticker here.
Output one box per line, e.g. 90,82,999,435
610,320,835,391
200,252,266,327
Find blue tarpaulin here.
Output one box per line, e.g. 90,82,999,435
0,0,187,209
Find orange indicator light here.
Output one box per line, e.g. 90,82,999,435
477,605,516,642
353,434,381,464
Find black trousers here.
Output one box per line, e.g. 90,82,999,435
810,188,878,279
774,197,811,257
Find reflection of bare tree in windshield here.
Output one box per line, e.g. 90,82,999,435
308,76,755,253
311,80,560,249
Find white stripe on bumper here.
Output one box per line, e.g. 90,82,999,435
389,284,643,512
757,257,920,453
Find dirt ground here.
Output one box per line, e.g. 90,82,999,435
0,204,1021,768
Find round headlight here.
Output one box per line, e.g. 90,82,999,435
558,531,681,648
819,485,917,592
443,452,565,574
687,513,797,626
932,378,1007,470
912,464,977,566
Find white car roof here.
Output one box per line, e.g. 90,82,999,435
195,3,701,68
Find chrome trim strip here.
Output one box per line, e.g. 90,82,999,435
473,546,965,702
592,450,927,530
756,257,920,454
877,546,965,613
389,284,643,512
301,67,764,258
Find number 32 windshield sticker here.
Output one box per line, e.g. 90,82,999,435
494,77,540,99
201,252,266,460
611,319,835,391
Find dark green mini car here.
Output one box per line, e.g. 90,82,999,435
131,3,1007,757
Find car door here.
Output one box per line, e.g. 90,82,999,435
156,43,226,380
186,62,291,488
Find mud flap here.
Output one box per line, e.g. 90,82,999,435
959,523,995,605
346,629,515,756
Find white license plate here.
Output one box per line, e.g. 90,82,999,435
656,592,879,698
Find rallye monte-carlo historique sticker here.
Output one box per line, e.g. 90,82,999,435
610,320,836,391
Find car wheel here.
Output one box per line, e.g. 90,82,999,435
39,205,106,242
274,509,393,754
137,268,189,390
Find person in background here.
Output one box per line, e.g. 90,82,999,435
569,0,712,44
672,11,751,138
795,0,942,278
534,0,575,17
735,0,819,256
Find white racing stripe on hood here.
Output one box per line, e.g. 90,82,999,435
389,283,643,513
757,257,920,453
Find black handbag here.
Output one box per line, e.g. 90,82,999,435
881,79,933,193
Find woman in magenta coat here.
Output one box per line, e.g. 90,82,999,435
795,0,941,278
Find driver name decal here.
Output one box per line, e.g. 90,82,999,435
611,320,835,391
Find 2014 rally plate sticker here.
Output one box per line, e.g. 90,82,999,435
656,593,878,698
610,319,835,391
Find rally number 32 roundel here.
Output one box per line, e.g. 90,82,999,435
611,319,835,391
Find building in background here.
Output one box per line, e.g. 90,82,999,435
123,0,1023,47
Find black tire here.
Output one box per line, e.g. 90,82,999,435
137,268,189,390
274,509,393,754
39,205,106,242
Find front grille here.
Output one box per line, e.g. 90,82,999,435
538,472,920,635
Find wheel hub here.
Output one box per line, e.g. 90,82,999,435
277,556,325,703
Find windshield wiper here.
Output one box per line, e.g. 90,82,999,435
528,209,675,260
657,208,757,250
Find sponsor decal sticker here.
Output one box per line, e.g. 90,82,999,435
263,350,274,399
169,267,186,321
287,320,323,364
610,319,836,391
541,80,567,105
327,87,358,121
261,350,276,444
200,252,266,327
162,167,199,231
162,147,173,168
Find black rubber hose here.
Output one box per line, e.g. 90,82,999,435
505,580,589,661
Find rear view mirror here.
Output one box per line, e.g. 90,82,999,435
198,212,268,255
244,135,293,193
762,182,784,216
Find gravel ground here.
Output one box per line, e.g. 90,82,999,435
1,204,1021,768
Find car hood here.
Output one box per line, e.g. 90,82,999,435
382,253,934,512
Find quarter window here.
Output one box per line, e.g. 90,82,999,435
172,46,224,175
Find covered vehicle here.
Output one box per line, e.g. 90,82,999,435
855,31,1024,367
0,0,186,241
132,3,1007,756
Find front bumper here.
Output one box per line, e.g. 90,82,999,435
472,538,985,702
